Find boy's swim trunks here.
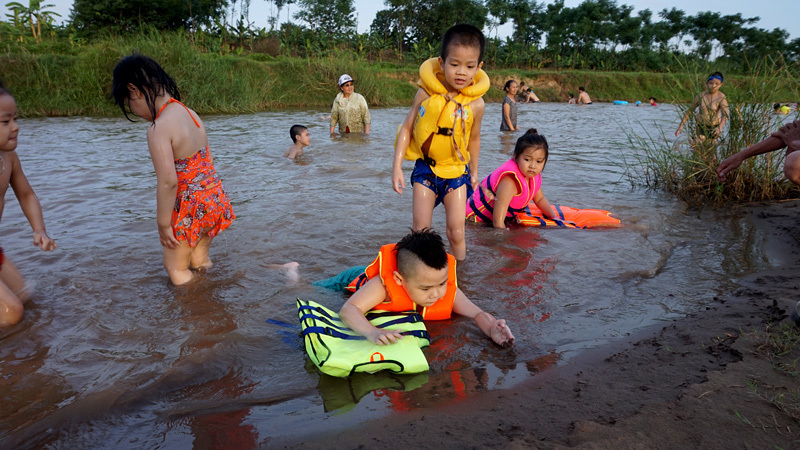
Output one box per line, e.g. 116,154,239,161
410,159,472,207
172,146,235,247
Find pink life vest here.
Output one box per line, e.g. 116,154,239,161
466,158,541,223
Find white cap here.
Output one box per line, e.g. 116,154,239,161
338,74,353,86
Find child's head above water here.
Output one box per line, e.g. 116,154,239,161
514,128,549,171
440,23,486,63
112,54,180,123
290,124,309,144
394,228,449,306
0,79,18,152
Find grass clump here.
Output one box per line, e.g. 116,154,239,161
623,57,800,206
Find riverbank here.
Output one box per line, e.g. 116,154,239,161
2,33,796,117
282,200,800,449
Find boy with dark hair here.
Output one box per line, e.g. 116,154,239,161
392,24,490,261
676,72,729,145
339,228,514,347
285,124,309,159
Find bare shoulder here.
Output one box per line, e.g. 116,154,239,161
470,97,486,113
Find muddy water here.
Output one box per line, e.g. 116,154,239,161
1,102,769,447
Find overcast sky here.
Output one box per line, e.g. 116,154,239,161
2,0,797,40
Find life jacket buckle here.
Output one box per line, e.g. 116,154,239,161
422,156,436,167
436,127,453,136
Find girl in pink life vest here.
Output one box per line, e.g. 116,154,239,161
466,129,557,229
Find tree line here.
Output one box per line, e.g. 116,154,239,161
3,0,798,72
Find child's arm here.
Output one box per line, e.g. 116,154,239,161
330,101,339,135
717,135,785,181
717,94,730,135
532,189,557,220
392,88,429,194
339,277,404,345
491,175,518,229
146,124,180,249
362,97,371,135
467,99,485,190
8,154,56,251
676,94,701,136
452,288,514,347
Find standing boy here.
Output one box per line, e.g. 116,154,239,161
285,124,310,159
675,72,729,145
392,24,489,261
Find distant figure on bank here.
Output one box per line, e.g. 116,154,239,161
717,119,800,186
577,87,592,105
517,82,540,103
112,55,235,285
330,74,370,135
675,72,729,145
285,124,310,159
649,97,658,106
0,82,58,327
567,93,576,104
500,80,519,132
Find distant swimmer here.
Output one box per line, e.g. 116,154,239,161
285,124,310,159
577,87,592,105
649,97,658,106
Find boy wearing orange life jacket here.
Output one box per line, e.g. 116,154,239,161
339,229,514,347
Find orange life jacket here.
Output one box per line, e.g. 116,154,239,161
346,243,457,320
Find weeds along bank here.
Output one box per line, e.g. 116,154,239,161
1,32,797,117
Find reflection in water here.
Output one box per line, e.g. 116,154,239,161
0,103,770,446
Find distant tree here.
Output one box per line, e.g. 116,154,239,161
294,0,356,36
4,0,60,41
70,0,228,35
374,0,487,51
485,0,545,46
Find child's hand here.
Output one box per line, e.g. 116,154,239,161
470,175,479,193
674,127,682,137
368,329,403,345
33,231,57,251
392,166,405,194
480,185,495,202
489,319,515,347
158,226,180,249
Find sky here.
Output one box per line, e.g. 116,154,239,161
2,0,798,40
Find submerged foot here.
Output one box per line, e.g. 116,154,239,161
266,262,300,283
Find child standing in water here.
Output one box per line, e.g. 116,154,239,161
500,80,519,132
466,129,557,229
392,24,489,261
112,55,235,285
0,82,57,326
675,72,729,145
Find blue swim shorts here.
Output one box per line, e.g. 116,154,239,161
410,159,472,207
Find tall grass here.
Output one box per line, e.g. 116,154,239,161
624,57,800,205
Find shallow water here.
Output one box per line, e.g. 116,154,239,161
1,102,771,447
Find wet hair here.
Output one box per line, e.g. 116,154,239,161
774,103,781,110
112,54,181,123
568,93,574,98
503,80,517,93
441,24,485,63
649,96,657,102
290,124,307,143
708,71,724,83
394,228,448,278
0,78,11,97
578,86,585,92
513,128,549,167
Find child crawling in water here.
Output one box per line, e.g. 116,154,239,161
337,228,514,347
112,55,235,285
0,81,58,327
467,129,557,228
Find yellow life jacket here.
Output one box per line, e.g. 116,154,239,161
297,298,430,377
403,58,490,179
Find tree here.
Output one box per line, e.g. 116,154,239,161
69,0,229,36
294,0,356,36
4,0,60,41
374,0,487,51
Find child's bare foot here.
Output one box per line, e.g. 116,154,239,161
266,262,300,283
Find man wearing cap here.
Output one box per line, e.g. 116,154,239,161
330,74,371,135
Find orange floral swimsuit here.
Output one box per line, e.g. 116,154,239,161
158,99,235,247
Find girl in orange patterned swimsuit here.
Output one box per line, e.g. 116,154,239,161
112,55,235,285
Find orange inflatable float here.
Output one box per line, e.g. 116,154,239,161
516,204,621,228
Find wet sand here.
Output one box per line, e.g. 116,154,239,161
284,200,800,449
